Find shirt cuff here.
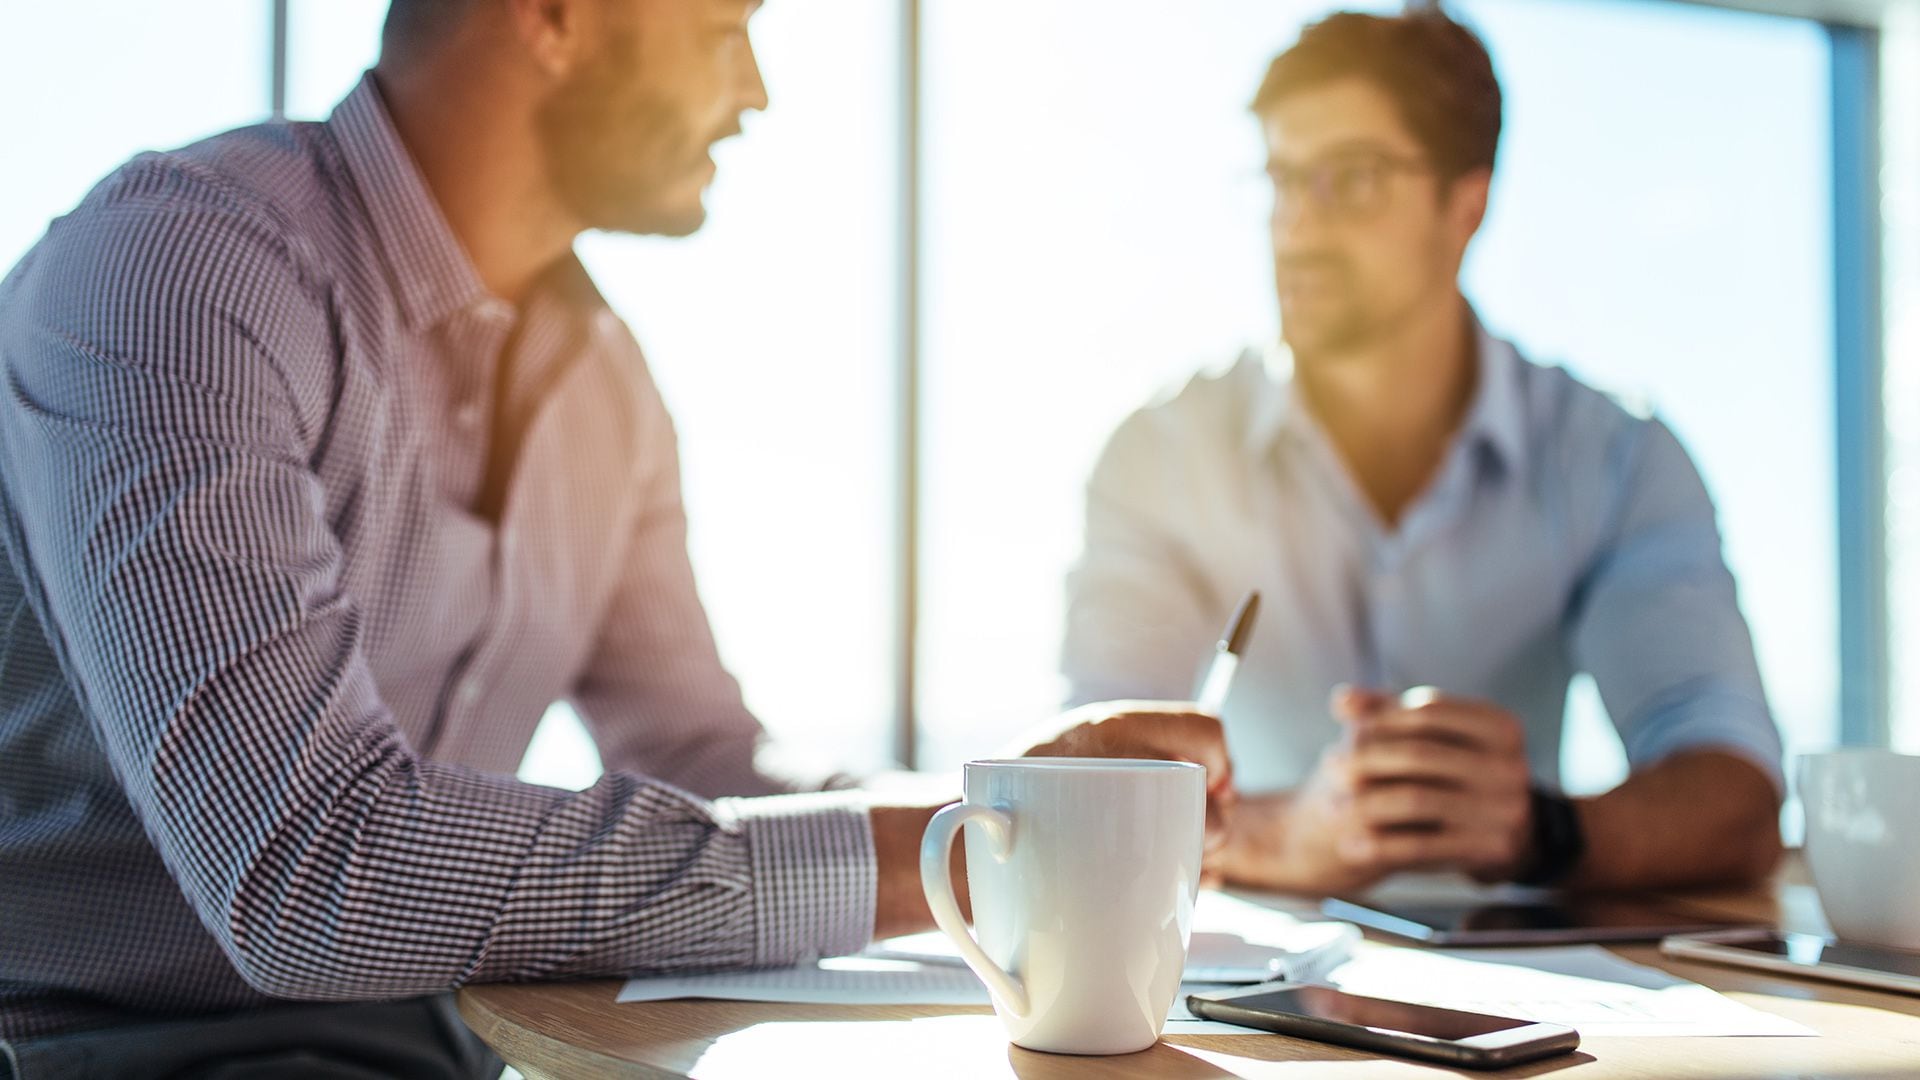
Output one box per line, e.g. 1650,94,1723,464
716,791,877,967
1622,690,1786,796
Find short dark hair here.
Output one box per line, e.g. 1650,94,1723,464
1252,8,1502,179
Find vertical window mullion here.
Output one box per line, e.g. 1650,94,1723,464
1832,22,1889,748
895,0,923,769
270,0,289,120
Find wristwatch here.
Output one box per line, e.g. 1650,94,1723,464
1514,787,1586,886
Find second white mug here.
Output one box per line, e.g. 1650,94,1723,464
1801,749,1920,950
920,757,1206,1055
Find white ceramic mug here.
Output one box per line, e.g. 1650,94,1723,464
920,758,1206,1055
1800,749,1920,950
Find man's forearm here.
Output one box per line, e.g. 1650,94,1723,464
870,802,969,939
1217,792,1292,889
1213,790,1350,894
1216,750,1783,896
871,804,939,938
1566,749,1782,891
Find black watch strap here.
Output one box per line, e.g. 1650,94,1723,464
1514,787,1585,886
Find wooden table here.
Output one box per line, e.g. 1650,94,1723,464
458,860,1920,1078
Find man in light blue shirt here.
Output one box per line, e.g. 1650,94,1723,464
1064,10,1783,894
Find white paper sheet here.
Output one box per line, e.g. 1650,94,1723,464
614,959,1246,1034
616,895,1809,1040
687,1015,1263,1078
1192,892,1362,983
616,956,991,1006
1325,944,1816,1037
859,892,1356,984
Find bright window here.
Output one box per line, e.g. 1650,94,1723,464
1450,0,1837,793
915,0,1399,769
576,0,902,778
285,0,387,120
1883,7,1920,754
0,2,269,272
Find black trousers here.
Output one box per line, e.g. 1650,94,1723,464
0,996,503,1080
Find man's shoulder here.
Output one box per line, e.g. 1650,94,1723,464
30,120,357,292
1503,343,1708,531
1508,343,1668,469
1,121,360,431
1081,350,1269,521
1107,349,1268,456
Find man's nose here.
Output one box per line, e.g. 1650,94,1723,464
740,44,769,114
1272,193,1327,245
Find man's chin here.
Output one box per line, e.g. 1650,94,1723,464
590,198,708,239
569,169,712,237
1280,317,1372,361
644,203,708,239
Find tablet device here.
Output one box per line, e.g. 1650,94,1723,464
1187,983,1579,1069
1322,894,1760,946
1661,929,1920,996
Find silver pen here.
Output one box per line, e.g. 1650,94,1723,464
1196,590,1261,715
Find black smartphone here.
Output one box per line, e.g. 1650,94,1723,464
1187,983,1580,1069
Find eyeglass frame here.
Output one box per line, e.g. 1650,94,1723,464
1263,146,1440,222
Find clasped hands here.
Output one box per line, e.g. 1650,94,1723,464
874,687,1537,936
1022,687,1536,894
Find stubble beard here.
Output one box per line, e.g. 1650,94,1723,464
535,33,712,238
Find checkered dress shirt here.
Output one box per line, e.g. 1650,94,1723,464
0,74,876,1039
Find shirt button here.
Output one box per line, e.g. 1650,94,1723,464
458,679,483,707
454,402,483,431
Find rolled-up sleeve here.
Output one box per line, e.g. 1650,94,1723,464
0,161,872,1001
1567,418,1785,794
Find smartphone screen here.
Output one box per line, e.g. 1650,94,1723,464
1222,985,1532,1041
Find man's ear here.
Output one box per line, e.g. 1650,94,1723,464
1446,166,1494,248
503,0,588,79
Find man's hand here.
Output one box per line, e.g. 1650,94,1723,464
1337,686,1533,881
1216,686,1533,893
1210,752,1374,894
1013,701,1237,855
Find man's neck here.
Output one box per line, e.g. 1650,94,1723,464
371,62,580,305
1292,291,1478,527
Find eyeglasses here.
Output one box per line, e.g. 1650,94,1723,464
1266,150,1433,221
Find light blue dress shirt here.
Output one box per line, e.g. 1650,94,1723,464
1062,322,1784,795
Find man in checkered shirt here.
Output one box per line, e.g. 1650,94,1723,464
0,1,1232,1075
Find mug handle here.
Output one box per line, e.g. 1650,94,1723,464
920,802,1029,1017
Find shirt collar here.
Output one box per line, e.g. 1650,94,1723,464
1465,322,1527,473
329,73,495,332
1244,341,1299,455
1245,315,1527,474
